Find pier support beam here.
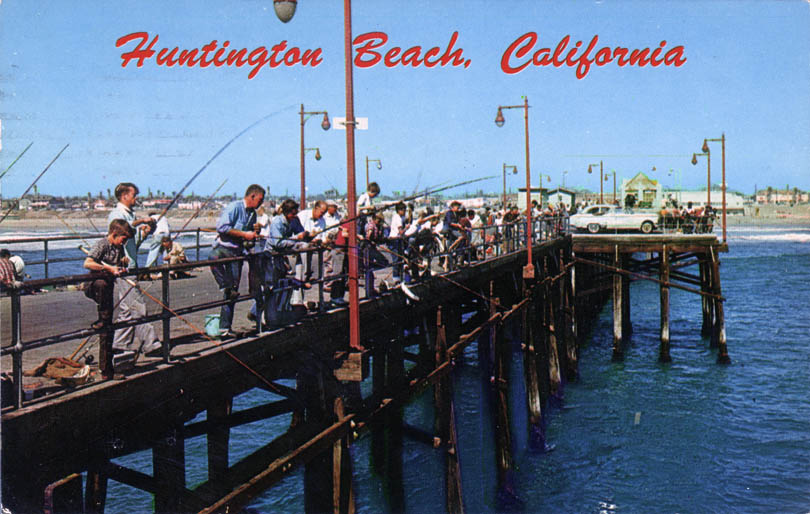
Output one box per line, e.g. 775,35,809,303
700,258,713,339
612,246,624,361
207,396,232,485
621,254,632,337
659,245,672,363
710,247,731,364
331,398,356,514
522,282,545,450
544,257,562,396
491,282,518,507
563,248,578,379
434,306,465,514
153,425,185,514
85,462,109,514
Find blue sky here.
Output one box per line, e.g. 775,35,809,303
1,0,808,200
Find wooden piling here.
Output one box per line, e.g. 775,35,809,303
659,245,672,363
331,397,356,514
207,396,232,484
434,306,465,513
153,425,185,513
491,282,518,506
710,247,731,364
544,256,562,396
621,254,632,337
700,258,713,338
562,248,578,379
384,328,406,512
612,246,624,361
522,282,545,450
84,464,108,514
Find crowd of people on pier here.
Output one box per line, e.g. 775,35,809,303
3,179,571,381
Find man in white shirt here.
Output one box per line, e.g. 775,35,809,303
107,182,161,357
145,212,171,268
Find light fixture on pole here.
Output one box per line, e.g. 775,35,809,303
300,104,330,208
606,169,616,204
273,0,297,23
502,163,518,209
365,157,382,190
691,146,710,209
703,134,727,243
494,97,534,278
587,160,604,204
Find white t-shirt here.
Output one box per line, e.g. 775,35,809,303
389,212,407,238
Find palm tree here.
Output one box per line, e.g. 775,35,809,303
766,186,773,204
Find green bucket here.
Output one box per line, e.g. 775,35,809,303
204,314,220,337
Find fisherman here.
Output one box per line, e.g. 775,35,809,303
253,198,309,328
209,184,264,338
144,211,171,270
357,181,380,236
83,219,134,380
387,202,408,282
160,236,191,278
107,182,161,357
0,249,22,292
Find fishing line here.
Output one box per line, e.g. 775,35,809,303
154,106,296,225
0,141,33,180
0,144,69,224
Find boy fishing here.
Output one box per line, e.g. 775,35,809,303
83,219,134,380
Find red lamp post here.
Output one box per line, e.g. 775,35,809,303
495,97,534,278
299,104,330,208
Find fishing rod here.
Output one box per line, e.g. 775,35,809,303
0,143,69,224
76,243,300,402
276,174,499,244
153,107,294,226
171,179,228,242
0,141,33,180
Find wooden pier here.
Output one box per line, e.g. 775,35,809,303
1,232,728,513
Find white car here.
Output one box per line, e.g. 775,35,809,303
570,204,658,234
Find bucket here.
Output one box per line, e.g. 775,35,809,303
204,314,220,337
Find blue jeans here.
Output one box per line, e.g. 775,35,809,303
209,245,243,330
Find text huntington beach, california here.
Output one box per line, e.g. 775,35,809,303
116,31,686,80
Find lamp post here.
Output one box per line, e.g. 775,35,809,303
691,146,710,209
704,134,727,242
667,168,682,206
299,104,330,208
502,164,518,209
495,97,534,278
606,169,616,204
561,170,568,189
588,160,604,204
538,174,551,208
365,157,382,191
279,1,362,350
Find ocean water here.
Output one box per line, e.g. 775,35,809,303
6,226,808,512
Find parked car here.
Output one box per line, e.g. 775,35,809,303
570,204,658,234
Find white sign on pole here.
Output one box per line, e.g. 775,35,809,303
332,117,368,130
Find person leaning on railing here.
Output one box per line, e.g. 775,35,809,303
82,219,134,380
0,249,23,292
209,184,265,338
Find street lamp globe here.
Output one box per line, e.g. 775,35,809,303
494,108,505,127
321,112,331,131
274,0,297,23
691,153,698,165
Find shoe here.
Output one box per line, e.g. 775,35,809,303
329,298,348,308
102,373,126,381
142,340,162,355
218,329,235,339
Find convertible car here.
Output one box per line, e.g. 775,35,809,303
570,204,659,234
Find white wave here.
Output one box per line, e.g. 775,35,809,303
732,233,810,243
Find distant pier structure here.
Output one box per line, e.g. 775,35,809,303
1,229,728,513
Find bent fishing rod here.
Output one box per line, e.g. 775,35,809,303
152,106,295,227
170,179,228,243
0,143,69,224
0,141,34,180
